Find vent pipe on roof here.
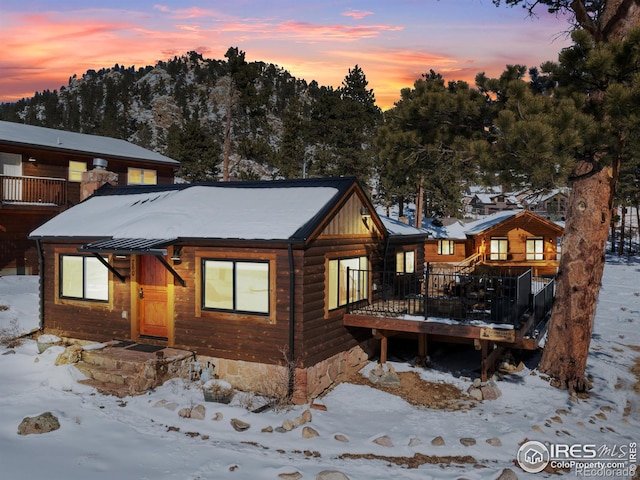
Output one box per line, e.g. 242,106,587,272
93,158,108,170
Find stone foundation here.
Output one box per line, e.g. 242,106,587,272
196,343,373,404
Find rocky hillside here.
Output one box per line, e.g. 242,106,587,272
0,49,381,182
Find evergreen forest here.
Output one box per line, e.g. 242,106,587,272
1,45,639,229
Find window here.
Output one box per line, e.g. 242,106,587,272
202,259,269,314
396,250,415,274
59,255,108,301
128,167,157,185
437,240,455,255
526,237,544,261
490,238,508,261
328,256,368,310
68,161,87,182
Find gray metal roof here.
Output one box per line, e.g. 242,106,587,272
79,238,176,255
0,120,179,165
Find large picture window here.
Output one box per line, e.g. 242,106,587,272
328,256,368,310
202,259,269,314
396,250,415,274
490,238,508,261
437,240,455,255
59,255,109,301
526,237,544,260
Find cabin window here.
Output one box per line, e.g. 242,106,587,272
68,161,87,182
437,240,455,255
202,259,269,315
490,238,508,261
328,256,368,310
128,167,157,185
526,237,544,260
59,255,109,301
396,250,415,274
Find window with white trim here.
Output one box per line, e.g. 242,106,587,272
59,255,109,301
328,256,368,310
202,259,269,315
526,237,544,260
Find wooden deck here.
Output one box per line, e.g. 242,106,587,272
344,302,547,381
343,269,553,380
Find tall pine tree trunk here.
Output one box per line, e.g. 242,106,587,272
538,161,616,391
618,207,626,256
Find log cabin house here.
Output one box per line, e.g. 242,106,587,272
0,120,178,275
424,209,564,277
30,178,562,399
30,177,389,402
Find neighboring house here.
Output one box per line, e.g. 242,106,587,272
0,120,179,275
29,177,388,402
522,189,569,221
343,209,561,381
467,192,521,216
424,210,564,277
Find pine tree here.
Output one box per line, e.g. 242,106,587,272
493,0,640,391
377,70,485,224
166,119,221,181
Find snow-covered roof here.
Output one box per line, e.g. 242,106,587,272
30,178,358,242
0,120,178,165
421,218,465,239
463,210,522,235
422,210,530,239
379,216,428,237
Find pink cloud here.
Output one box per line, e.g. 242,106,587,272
276,21,403,40
342,10,374,20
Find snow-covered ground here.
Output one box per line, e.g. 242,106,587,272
0,257,638,480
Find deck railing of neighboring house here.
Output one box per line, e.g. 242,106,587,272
456,252,482,274
0,175,67,206
346,266,552,327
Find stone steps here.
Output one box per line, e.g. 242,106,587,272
73,342,194,398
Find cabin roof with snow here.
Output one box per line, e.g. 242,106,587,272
0,120,178,166
29,177,384,248
423,210,563,240
379,216,429,238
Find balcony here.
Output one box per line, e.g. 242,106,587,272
1,175,67,207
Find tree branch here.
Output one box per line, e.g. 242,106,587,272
570,0,601,39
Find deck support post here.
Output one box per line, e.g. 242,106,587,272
480,340,489,381
418,333,428,358
480,341,505,381
373,329,396,365
380,335,388,364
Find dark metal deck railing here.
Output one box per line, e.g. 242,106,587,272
0,175,67,205
346,266,555,326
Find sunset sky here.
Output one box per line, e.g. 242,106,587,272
0,1,573,110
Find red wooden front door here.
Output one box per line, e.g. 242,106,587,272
138,256,168,338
